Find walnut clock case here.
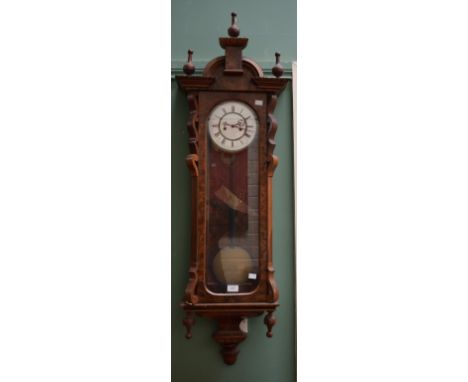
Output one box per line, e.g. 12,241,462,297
176,12,288,365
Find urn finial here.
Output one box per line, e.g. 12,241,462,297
228,12,240,37
183,49,195,76
272,52,284,78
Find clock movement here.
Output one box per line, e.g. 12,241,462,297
176,12,288,365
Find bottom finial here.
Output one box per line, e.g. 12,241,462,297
264,311,276,337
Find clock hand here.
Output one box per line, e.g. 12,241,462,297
234,119,245,131
223,123,239,133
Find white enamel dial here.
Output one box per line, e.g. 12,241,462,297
207,101,258,153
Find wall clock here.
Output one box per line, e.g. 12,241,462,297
176,12,288,365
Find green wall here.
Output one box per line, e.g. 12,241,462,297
171,0,296,69
172,1,296,381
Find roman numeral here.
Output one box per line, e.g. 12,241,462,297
231,105,235,112
222,108,227,115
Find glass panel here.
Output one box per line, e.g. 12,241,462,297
205,103,260,294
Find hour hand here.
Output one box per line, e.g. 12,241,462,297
222,121,233,130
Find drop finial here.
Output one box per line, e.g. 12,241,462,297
228,12,240,37
183,49,195,76
272,52,284,78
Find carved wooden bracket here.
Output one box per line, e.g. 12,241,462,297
212,316,247,365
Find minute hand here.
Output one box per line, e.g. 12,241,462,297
232,121,244,130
